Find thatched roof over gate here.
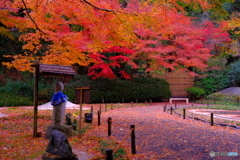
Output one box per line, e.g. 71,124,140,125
39,63,76,75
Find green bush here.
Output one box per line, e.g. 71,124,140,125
38,87,53,101
195,70,230,95
64,87,75,102
65,75,171,103
0,74,171,105
185,87,206,99
0,76,57,106
0,93,33,107
227,60,240,86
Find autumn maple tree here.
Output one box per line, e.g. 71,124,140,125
0,0,232,78
131,4,231,75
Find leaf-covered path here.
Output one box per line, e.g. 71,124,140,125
93,104,240,159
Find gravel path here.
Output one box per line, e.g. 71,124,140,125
98,104,240,159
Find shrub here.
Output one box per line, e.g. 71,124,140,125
195,70,230,95
185,87,206,100
65,75,171,103
0,93,32,107
17,85,34,97
38,87,52,101
227,60,240,86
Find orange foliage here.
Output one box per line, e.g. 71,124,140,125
0,0,231,78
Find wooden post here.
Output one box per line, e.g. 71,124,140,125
33,61,39,137
183,109,186,119
163,104,166,112
130,125,136,154
105,149,113,160
170,107,173,115
98,110,101,126
211,113,214,126
78,89,83,138
175,103,177,109
91,106,93,113
108,117,112,136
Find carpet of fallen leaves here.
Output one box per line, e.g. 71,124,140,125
86,103,240,160
1,103,240,160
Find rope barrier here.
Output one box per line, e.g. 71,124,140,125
113,128,134,154
113,122,130,129
91,155,107,160
167,107,240,129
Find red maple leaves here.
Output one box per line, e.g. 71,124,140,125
88,46,136,79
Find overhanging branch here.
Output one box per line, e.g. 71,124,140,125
21,0,48,35
82,0,115,12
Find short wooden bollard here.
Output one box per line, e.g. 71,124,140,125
163,104,166,112
108,117,112,136
98,110,101,126
91,106,93,113
183,109,186,119
130,125,136,154
105,149,113,160
211,113,214,126
170,107,173,115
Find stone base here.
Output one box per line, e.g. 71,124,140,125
45,125,73,139
42,153,78,160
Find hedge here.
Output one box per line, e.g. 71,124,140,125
0,93,33,107
65,75,171,103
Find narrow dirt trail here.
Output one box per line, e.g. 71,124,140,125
96,104,240,159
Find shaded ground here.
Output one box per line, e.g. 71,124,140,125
93,103,240,159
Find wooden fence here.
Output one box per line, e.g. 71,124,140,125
153,72,194,98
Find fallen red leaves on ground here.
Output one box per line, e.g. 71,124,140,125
1,103,240,159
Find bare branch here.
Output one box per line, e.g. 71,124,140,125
21,0,48,35
82,0,115,12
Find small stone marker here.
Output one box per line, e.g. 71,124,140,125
66,113,72,125
42,129,78,160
